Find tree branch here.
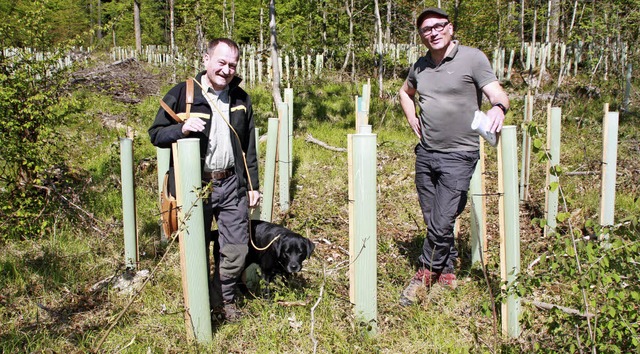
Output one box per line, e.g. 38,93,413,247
305,134,347,152
525,299,595,319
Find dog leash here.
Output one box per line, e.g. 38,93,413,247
252,234,281,251
191,78,280,252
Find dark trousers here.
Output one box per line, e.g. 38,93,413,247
414,144,479,273
202,174,249,305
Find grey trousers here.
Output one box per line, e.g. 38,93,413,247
202,173,249,305
414,144,479,273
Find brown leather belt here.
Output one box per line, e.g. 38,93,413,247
203,168,235,181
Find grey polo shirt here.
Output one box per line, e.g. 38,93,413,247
406,41,497,151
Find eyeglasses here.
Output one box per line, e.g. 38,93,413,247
419,21,449,35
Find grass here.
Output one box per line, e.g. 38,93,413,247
1,58,638,353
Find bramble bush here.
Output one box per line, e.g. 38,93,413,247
516,122,639,353
0,6,81,241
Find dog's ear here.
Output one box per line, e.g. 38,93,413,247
305,239,315,259
274,234,285,257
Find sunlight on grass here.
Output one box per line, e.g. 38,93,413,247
3,59,639,353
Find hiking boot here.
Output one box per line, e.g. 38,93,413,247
222,302,242,322
400,269,438,306
438,272,457,289
211,302,242,323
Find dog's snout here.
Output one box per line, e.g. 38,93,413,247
288,263,301,273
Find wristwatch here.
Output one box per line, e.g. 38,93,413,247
493,103,508,114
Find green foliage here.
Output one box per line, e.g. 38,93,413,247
0,0,88,48
0,15,84,241
3,0,639,86
519,222,639,353
0,28,638,350
517,120,640,353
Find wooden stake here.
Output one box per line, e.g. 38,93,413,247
173,143,193,341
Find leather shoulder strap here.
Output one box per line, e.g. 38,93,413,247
159,99,184,123
185,78,194,119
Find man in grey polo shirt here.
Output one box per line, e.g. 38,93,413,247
398,7,509,306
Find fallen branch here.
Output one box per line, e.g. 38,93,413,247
310,264,325,354
277,300,308,307
305,134,347,152
56,191,105,234
93,236,177,351
565,171,598,176
565,171,623,176
525,299,595,319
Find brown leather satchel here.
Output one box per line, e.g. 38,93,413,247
160,171,179,237
159,78,194,237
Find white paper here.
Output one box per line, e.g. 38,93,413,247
471,110,498,147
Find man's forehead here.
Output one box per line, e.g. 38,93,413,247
209,44,238,60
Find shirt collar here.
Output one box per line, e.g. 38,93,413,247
426,40,459,66
201,76,229,99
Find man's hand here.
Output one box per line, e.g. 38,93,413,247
407,115,421,138
481,81,509,133
399,81,421,139
248,190,261,208
181,117,206,135
487,105,505,133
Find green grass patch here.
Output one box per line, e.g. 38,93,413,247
2,58,639,353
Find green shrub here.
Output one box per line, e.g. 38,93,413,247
0,25,81,241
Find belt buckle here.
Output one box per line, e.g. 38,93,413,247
210,168,232,180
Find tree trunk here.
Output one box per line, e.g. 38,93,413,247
520,0,525,66
340,0,354,73
603,11,609,81
223,0,229,36
169,0,176,82
169,0,175,53
97,0,102,40
260,7,264,52
568,0,578,38
134,0,142,51
269,0,283,104
623,63,632,112
385,0,391,44
231,0,236,36
532,6,537,54
496,0,502,48
373,0,383,97
90,0,94,46
549,0,560,43
195,2,205,55
322,0,328,56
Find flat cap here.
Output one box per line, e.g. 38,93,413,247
416,7,449,28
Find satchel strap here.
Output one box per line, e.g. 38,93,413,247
158,78,195,124
162,172,172,200
185,78,194,119
159,99,183,123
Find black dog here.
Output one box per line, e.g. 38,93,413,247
246,220,315,282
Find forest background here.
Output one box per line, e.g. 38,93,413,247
1,0,639,353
